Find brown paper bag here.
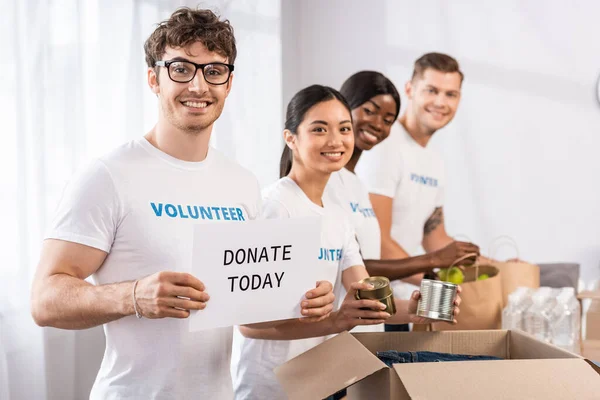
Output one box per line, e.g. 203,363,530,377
489,236,540,307
429,263,503,331
493,260,540,307
413,252,504,332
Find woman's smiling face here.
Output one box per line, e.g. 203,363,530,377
351,94,398,151
287,99,355,175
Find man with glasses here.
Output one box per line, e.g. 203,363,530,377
30,7,334,399
155,59,234,85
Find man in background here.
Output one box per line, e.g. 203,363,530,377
356,52,480,331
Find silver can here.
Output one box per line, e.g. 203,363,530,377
417,279,458,322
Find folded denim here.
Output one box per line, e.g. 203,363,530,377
376,350,502,367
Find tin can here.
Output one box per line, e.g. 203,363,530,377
417,279,458,322
354,276,396,315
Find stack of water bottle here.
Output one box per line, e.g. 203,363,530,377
502,286,581,353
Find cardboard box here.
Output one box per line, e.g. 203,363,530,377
275,330,600,400
587,300,600,340
582,340,600,362
578,290,600,301
579,291,600,341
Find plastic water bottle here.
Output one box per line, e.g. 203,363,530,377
550,288,581,353
541,288,561,342
524,287,554,342
502,287,532,331
569,290,582,351
502,292,521,330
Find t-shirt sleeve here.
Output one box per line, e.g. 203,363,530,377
259,198,291,220
355,139,403,198
340,219,365,271
247,179,263,220
45,160,123,253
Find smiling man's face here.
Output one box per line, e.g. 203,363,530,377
407,68,461,133
148,41,233,134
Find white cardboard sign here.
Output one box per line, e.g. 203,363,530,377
189,216,322,331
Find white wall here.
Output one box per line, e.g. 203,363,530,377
283,0,600,282
210,0,283,187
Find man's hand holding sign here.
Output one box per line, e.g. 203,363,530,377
132,271,210,319
131,272,334,323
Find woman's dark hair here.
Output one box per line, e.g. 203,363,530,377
339,71,401,119
279,85,352,178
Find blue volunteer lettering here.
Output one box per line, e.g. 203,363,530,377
349,202,376,218
150,202,246,221
318,248,343,261
410,173,438,187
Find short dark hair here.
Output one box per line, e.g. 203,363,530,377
144,7,237,70
412,52,464,83
280,85,352,178
340,71,401,119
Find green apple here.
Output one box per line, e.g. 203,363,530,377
438,268,448,281
477,273,490,281
438,267,464,284
447,267,464,284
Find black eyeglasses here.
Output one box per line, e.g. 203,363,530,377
155,59,234,85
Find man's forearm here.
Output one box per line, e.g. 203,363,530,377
422,233,454,253
240,313,341,340
31,273,134,330
364,254,435,281
378,236,430,285
380,236,411,260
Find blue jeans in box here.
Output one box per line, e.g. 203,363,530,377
384,323,410,332
376,351,502,367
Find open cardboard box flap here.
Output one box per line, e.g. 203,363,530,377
393,358,600,399
276,330,600,400
582,340,600,365
274,331,386,400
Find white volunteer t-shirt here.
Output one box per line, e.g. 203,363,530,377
355,122,445,299
46,138,261,400
325,168,381,260
232,177,364,400
325,168,384,333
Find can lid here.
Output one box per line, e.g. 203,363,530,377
421,278,458,289
357,276,392,299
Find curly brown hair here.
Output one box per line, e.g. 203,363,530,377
144,7,237,71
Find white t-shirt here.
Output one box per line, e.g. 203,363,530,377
325,168,384,333
355,122,445,299
325,168,381,260
232,177,364,400
46,138,262,400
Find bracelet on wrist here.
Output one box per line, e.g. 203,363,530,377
132,280,142,319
